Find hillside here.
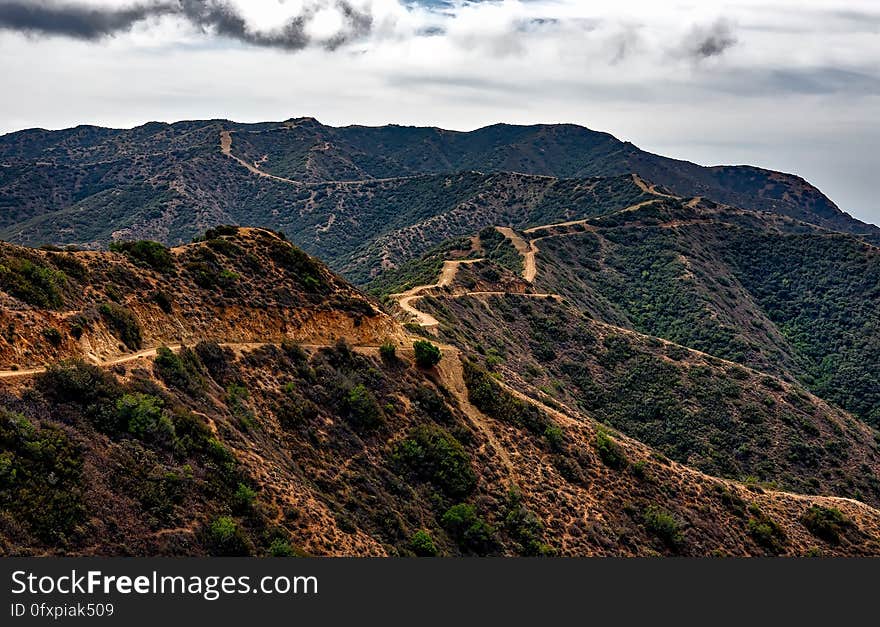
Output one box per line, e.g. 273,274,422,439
3,228,880,557
1,118,877,278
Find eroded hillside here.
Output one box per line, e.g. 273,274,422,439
3,229,880,557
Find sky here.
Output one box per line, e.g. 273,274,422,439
0,0,878,225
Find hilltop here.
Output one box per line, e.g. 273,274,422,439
3,227,880,557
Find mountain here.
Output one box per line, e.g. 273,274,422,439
1,118,878,282
2,227,880,557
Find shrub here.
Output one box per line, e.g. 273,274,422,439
441,504,495,554
409,530,439,557
0,255,66,308
504,489,553,556
463,361,549,436
41,327,63,347
413,340,442,368
379,340,397,362
115,393,176,445
344,384,385,430
747,505,786,554
152,290,173,313
268,538,295,557
231,482,257,514
800,505,849,544
154,346,203,394
206,516,251,556
0,409,84,542
595,430,628,469
392,425,476,498
643,505,684,548
109,240,175,273
98,302,142,350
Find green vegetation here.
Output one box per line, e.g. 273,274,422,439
0,408,84,542
153,346,204,394
503,489,553,556
98,302,142,350
643,505,684,548
109,240,175,273
206,516,251,556
344,384,385,430
0,254,66,308
747,505,787,554
115,393,175,445
441,503,495,554
392,425,476,498
479,227,524,275
413,340,442,368
379,340,397,362
409,530,439,557
595,430,628,470
463,361,551,438
41,327,63,347
800,505,850,544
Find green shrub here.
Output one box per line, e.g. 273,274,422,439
800,505,849,544
441,503,495,554
643,505,684,548
595,430,628,469
463,361,550,436
409,530,439,557
504,489,553,556
154,346,203,394
152,290,173,313
413,340,442,368
344,384,385,430
115,393,176,445
231,482,257,514
110,240,175,273
41,327,63,347
392,425,476,498
747,505,786,554
269,538,295,557
0,255,66,308
0,409,85,542
206,516,251,556
379,340,397,362
98,302,142,350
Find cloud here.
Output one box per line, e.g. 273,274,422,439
685,19,738,59
0,0,373,50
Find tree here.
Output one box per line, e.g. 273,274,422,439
413,340,442,368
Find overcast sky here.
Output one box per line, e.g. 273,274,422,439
1,0,878,225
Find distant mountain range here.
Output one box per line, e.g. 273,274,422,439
1,118,877,281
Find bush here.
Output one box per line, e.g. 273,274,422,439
747,505,786,554
154,346,203,394
392,425,476,498
152,290,173,313
98,302,142,350
41,327,63,347
463,361,549,436
110,240,175,273
643,505,683,548
231,482,257,514
0,255,66,308
0,409,84,542
206,516,251,556
595,430,628,469
441,504,495,554
344,384,385,430
115,393,176,445
801,505,849,544
409,530,439,557
269,538,295,557
379,340,397,362
413,340,442,368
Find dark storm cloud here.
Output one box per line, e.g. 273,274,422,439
0,0,372,50
687,19,738,59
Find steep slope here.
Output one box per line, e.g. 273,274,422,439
4,230,880,557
